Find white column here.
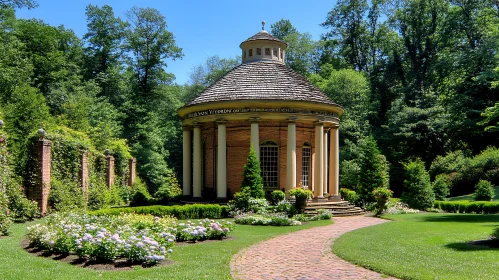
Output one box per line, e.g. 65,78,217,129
182,127,192,196
313,121,324,200
286,118,297,194
217,121,227,199
329,125,340,201
250,117,260,158
193,124,202,199
323,130,328,196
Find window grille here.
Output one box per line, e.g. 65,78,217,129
301,144,311,187
260,141,279,188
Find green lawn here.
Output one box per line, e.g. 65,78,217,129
333,213,499,280
448,186,499,201
0,219,332,280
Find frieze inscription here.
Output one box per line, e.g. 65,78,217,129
187,108,337,119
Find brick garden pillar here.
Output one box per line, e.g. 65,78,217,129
106,155,115,188
128,158,136,187
28,139,52,215
80,151,89,201
329,126,341,201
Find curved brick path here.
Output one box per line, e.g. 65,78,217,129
230,216,396,280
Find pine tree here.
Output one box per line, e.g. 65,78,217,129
240,145,265,199
401,159,435,210
357,135,388,204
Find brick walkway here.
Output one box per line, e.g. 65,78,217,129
230,216,397,280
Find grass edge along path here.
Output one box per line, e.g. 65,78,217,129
332,213,499,280
0,218,332,280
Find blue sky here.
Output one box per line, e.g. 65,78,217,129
16,0,336,84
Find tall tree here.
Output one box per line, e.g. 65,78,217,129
83,4,127,105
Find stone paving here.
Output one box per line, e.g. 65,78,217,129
230,216,397,280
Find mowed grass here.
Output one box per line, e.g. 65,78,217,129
0,218,332,280
448,186,499,202
332,213,499,280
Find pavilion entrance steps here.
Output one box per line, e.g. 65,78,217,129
304,200,365,217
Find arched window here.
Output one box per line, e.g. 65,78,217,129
260,140,279,188
301,143,311,187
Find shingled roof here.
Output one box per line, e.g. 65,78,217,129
240,30,287,46
184,61,339,107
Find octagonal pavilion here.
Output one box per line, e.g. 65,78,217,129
177,24,344,201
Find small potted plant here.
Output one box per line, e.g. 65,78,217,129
289,188,313,213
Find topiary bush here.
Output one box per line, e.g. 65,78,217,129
401,158,435,210
474,180,495,201
372,187,393,217
432,174,451,201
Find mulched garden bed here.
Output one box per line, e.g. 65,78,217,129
21,236,235,271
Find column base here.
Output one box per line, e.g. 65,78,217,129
328,195,341,202
191,196,203,202
215,197,227,203
312,197,328,203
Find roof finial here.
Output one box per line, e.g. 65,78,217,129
262,20,265,31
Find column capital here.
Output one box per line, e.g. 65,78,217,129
314,120,325,126
192,122,201,128
216,119,228,125
287,116,298,123
331,124,340,129
182,125,191,131
249,117,260,123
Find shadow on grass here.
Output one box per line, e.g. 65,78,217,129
446,240,499,251
421,214,499,223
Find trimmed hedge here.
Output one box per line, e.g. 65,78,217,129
434,201,499,214
89,204,229,219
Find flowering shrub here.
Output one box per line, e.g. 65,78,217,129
26,212,233,266
173,219,233,242
234,212,301,226
385,202,420,214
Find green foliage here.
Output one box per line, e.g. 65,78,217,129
154,177,182,203
474,180,495,201
339,188,359,205
271,190,285,205
401,159,435,210
432,174,450,201
240,145,264,199
48,178,85,212
357,135,389,204
493,227,499,239
372,187,393,217
434,201,499,214
5,183,38,221
129,178,152,207
90,204,229,219
0,193,12,236
288,188,313,199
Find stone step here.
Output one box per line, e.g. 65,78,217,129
306,201,350,207
305,205,357,210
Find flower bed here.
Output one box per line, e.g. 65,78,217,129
234,212,302,226
26,212,234,266
386,202,420,214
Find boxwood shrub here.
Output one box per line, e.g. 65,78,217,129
434,201,499,214
89,204,229,219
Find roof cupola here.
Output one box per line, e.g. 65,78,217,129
240,21,287,64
